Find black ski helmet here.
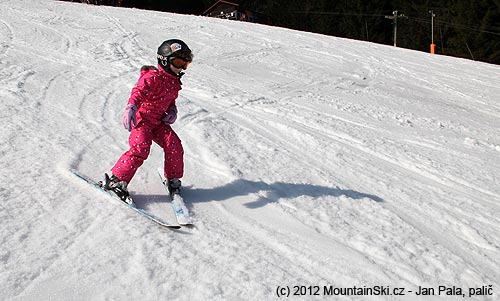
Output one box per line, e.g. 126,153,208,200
157,39,193,71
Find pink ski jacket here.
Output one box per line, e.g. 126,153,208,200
127,65,182,126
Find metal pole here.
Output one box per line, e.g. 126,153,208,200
393,11,398,47
430,10,435,44
429,10,436,53
385,11,406,47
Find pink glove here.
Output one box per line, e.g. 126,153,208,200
122,104,137,131
162,106,177,124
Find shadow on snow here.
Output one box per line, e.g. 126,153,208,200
183,179,384,208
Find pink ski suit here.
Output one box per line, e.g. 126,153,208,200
111,66,184,183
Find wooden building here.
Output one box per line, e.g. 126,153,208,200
203,0,264,23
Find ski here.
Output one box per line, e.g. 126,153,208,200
157,169,193,226
71,169,181,229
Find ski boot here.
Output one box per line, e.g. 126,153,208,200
102,173,133,205
167,178,181,196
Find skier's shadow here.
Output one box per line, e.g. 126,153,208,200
183,179,384,208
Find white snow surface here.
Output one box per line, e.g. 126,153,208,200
1,0,500,300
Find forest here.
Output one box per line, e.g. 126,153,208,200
93,0,500,64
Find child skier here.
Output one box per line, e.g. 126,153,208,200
103,39,193,202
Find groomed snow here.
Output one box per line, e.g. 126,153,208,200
1,0,499,299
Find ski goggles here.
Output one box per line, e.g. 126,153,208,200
170,56,192,70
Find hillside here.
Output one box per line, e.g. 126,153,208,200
1,0,499,299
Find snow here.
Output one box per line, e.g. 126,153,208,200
1,0,500,299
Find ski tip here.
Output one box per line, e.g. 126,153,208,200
166,225,182,229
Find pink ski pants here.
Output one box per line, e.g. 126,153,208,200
112,123,183,183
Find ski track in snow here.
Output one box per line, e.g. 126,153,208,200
1,0,500,300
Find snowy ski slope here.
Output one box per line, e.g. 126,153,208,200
1,0,500,299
